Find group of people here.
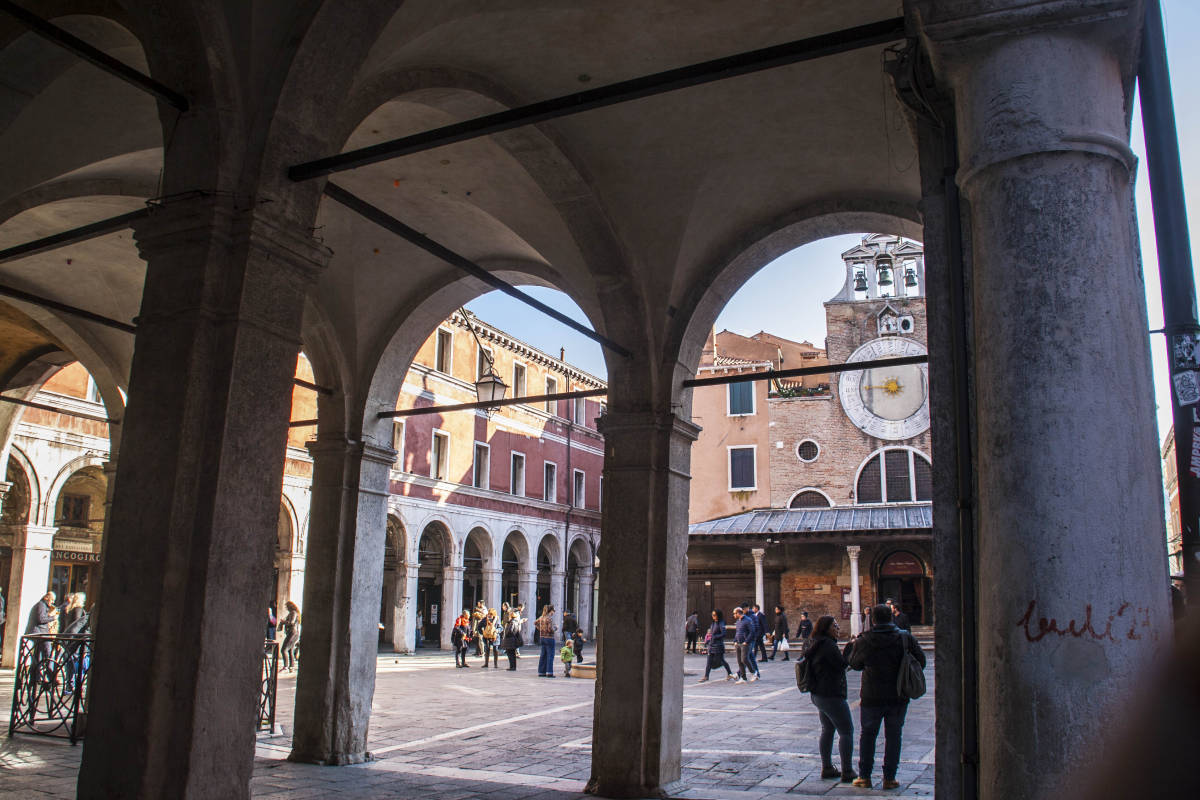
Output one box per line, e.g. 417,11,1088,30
21,590,91,691
26,590,90,638
267,601,301,672
450,601,586,676
694,600,926,790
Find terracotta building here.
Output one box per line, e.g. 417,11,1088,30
688,235,933,632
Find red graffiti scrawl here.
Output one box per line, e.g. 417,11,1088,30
1016,600,1157,643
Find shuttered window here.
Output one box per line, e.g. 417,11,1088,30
729,447,756,491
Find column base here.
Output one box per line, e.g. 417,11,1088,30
585,776,670,799
287,749,373,766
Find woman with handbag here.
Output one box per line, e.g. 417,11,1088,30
696,609,733,682
500,610,523,670
770,605,790,661
480,608,500,668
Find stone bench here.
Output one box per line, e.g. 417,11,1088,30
569,663,597,679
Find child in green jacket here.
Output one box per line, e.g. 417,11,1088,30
560,642,576,677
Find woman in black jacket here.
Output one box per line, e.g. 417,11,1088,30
696,609,733,682
807,616,856,782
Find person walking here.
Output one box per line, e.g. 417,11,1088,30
560,640,576,677
696,609,733,682
452,611,473,668
280,601,301,671
732,607,755,684
770,605,789,661
501,611,522,670
847,604,926,790
535,604,558,677
685,610,700,653
514,603,527,658
808,616,857,783
753,604,769,663
797,611,814,652
743,603,761,678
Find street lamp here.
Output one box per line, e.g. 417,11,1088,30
475,365,508,411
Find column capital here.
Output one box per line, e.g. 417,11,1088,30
305,434,396,468
18,525,57,550
482,567,503,578
846,545,861,559
597,410,701,443
750,547,766,562
442,565,465,577
517,569,538,580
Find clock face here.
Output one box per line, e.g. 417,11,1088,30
838,337,929,440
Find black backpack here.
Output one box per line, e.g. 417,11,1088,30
896,632,926,700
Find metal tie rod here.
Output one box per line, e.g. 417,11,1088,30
0,0,188,111
289,16,906,180
0,283,137,333
682,355,928,387
0,394,117,425
0,208,150,265
376,386,607,421
323,182,632,358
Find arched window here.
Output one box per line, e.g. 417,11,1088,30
789,490,831,509
856,448,932,504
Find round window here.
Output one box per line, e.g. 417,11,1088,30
797,440,819,462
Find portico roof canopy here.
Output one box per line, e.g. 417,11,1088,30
689,503,932,544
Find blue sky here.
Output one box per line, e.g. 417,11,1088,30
467,1,1199,445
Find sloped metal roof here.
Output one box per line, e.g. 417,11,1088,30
689,503,932,539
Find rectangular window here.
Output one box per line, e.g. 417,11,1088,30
60,494,90,527
476,346,493,380
544,461,557,503
728,446,756,491
545,376,558,414
431,430,449,481
86,376,102,404
573,469,586,508
512,362,526,399
598,475,603,511
510,453,526,495
435,328,453,374
728,382,754,415
573,394,587,425
473,442,490,489
392,421,406,470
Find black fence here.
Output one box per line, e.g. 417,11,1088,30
8,633,91,744
7,634,281,742
259,640,279,733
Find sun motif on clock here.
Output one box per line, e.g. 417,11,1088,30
838,338,929,440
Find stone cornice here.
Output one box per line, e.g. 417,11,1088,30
447,311,606,389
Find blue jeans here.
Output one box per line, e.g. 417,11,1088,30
538,637,557,676
746,639,759,674
858,701,909,780
811,694,854,772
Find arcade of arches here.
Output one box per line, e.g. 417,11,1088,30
0,3,1177,799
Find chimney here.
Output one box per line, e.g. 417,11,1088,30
560,347,565,361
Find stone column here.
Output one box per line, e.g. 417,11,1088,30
847,546,862,636
1,525,55,668
517,568,538,616
930,21,1171,800
577,568,595,638
588,412,699,797
482,567,502,612
392,562,418,653
550,569,566,636
440,565,464,650
290,436,395,765
77,198,327,799
751,547,765,612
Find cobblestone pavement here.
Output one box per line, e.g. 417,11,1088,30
0,647,935,799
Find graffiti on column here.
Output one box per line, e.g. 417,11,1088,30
1016,599,1157,643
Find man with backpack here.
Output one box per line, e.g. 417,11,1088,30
845,604,926,790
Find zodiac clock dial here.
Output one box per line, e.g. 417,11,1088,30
838,337,929,440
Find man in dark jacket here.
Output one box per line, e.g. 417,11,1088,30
743,602,761,678
732,608,755,683
886,599,911,632
846,604,926,790
752,604,769,662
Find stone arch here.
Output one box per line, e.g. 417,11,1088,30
416,519,454,565
500,528,531,610
385,514,407,564
1,446,36,526
45,454,107,530
461,526,493,611
871,548,932,627
670,207,924,410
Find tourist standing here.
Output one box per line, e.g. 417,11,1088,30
481,608,500,668
798,611,814,652
280,601,301,671
685,610,700,653
501,611,522,670
807,616,856,783
753,604,769,662
535,605,558,677
847,604,926,790
452,611,472,668
571,628,586,663
696,609,732,682
770,605,789,661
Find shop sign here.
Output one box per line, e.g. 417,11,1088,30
52,550,101,564
880,552,923,577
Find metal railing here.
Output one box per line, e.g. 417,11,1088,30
259,640,279,733
8,634,92,744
